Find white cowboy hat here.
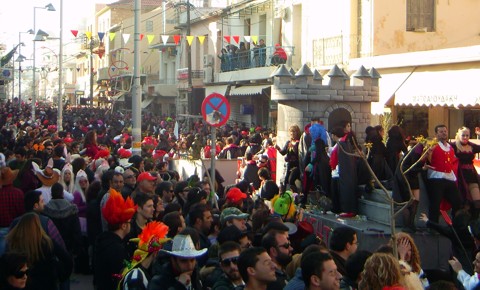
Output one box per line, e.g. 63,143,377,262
161,234,207,258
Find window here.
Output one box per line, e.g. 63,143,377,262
146,20,153,32
406,0,435,32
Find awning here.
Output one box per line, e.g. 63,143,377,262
112,91,126,102
141,97,154,109
393,68,480,107
205,85,229,96
229,85,271,96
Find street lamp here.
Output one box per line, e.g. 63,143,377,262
32,3,55,122
17,29,34,107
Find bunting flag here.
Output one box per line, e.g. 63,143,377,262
232,35,240,44
244,36,251,43
85,31,92,40
173,35,181,45
98,32,105,41
76,68,80,72
147,34,155,44
140,34,144,41
186,35,194,46
251,35,258,44
198,35,206,45
71,30,78,37
109,32,116,41
224,36,231,43
161,35,169,45
122,34,130,44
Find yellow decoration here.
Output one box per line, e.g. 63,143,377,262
198,35,206,45
147,34,155,44
109,32,116,41
251,35,258,44
186,35,195,46
85,31,92,40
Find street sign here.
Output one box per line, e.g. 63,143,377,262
201,93,230,127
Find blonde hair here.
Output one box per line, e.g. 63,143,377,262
289,125,301,140
359,253,404,290
6,212,53,265
392,232,422,273
455,126,470,150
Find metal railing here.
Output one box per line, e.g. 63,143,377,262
218,45,295,72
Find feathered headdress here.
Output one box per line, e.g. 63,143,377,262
101,189,136,225
119,221,170,280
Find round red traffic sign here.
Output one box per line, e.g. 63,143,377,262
201,93,231,127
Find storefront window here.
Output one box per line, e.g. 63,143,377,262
397,107,429,138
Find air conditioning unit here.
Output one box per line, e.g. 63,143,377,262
203,67,213,83
203,54,214,66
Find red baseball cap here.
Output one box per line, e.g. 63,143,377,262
226,187,247,204
137,172,157,183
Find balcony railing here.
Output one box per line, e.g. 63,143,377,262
217,45,295,72
312,34,372,66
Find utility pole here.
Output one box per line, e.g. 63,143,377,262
187,0,193,123
132,0,142,155
90,38,94,108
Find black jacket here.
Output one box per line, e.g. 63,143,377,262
43,199,82,254
93,231,129,290
148,260,202,290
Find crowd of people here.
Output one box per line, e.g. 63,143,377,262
218,40,287,72
1,101,480,290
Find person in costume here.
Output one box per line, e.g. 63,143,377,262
93,189,136,290
118,221,169,290
451,126,480,217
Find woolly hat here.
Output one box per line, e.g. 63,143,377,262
101,189,136,225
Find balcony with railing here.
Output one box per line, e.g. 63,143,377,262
312,34,373,67
214,45,295,83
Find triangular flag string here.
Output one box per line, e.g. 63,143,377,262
186,35,194,46
109,32,116,41
173,35,181,45
244,36,251,43
71,30,78,37
251,35,258,44
98,32,105,41
85,31,92,40
139,34,144,41
198,35,205,45
161,35,169,45
232,35,240,44
147,34,155,44
122,34,130,44
224,35,231,44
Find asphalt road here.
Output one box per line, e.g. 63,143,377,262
70,273,93,290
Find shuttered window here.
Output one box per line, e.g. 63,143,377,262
406,0,435,32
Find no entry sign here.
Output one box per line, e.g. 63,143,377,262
201,93,230,127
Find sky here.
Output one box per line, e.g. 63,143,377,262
1,0,114,55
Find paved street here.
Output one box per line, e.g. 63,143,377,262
71,273,93,290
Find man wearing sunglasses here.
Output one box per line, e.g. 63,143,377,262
261,228,293,290
213,241,245,290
